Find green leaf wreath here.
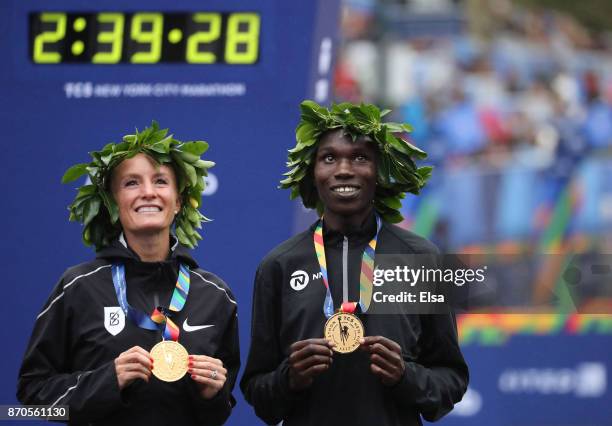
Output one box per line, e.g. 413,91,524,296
62,121,214,249
280,100,432,223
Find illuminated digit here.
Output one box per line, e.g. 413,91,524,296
225,13,260,64
33,13,67,63
130,13,163,63
92,14,124,64
186,13,221,63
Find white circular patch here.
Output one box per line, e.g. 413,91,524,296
451,387,482,417
202,172,218,196
290,270,309,291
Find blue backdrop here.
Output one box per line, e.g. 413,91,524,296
1,1,340,424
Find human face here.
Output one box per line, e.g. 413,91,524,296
314,130,378,227
111,153,181,240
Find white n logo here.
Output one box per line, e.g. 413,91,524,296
290,270,309,291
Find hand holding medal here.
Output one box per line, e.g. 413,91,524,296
360,335,405,386
188,354,228,399
114,346,154,390
113,261,227,398
288,339,334,391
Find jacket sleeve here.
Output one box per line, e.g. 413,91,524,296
189,298,241,426
391,311,469,422
240,263,306,425
17,277,126,423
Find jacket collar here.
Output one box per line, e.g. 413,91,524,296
96,233,198,269
311,210,378,248
117,232,180,253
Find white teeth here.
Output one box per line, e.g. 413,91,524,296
333,186,358,193
137,206,161,212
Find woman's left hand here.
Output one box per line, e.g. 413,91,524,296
360,336,406,386
188,354,227,399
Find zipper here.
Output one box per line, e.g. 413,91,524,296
342,236,348,303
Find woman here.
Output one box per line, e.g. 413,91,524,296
17,122,239,425
241,101,467,426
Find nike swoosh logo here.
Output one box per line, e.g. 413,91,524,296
183,318,215,332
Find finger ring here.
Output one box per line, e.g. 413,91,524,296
211,369,218,379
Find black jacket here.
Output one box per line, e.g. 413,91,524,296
17,237,240,426
240,215,468,426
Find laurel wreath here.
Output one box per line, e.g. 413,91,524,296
279,100,432,223
62,121,214,249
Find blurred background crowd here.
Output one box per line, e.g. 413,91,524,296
334,0,612,257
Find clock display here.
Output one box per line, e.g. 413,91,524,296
29,12,261,64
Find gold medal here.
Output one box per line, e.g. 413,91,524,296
324,312,364,353
150,340,189,382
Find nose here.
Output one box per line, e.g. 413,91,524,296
140,181,157,198
334,158,354,179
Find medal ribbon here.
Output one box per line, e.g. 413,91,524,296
313,216,381,318
111,263,190,341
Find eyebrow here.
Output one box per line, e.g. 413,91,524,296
317,146,371,155
119,171,171,180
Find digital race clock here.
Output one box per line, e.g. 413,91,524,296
29,12,261,64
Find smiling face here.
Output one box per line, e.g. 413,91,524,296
313,129,378,228
111,153,181,242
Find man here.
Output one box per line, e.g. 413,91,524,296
240,101,468,425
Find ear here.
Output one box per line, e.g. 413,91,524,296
174,195,182,215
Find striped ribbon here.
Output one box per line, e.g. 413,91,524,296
111,263,190,341
314,216,381,318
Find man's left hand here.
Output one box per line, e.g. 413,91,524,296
360,336,405,386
